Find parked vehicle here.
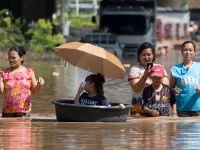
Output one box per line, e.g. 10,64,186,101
91,0,190,56
81,32,123,60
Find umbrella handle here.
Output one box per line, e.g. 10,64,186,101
64,61,67,67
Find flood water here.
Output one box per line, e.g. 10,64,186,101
0,49,200,149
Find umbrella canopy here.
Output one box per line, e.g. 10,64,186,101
55,42,126,79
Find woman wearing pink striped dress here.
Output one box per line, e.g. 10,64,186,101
0,46,45,117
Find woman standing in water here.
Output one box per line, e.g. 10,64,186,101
170,41,200,117
0,46,45,117
128,42,169,115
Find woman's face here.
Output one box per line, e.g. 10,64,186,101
181,43,195,61
8,50,23,68
139,48,154,67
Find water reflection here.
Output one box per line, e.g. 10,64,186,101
172,122,200,149
0,119,32,149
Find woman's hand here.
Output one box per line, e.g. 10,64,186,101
78,82,85,93
195,86,200,93
171,113,178,117
143,69,151,79
0,72,4,93
31,73,44,93
172,87,182,96
37,77,45,86
74,82,85,104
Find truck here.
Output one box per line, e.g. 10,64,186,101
81,32,123,60
86,0,190,57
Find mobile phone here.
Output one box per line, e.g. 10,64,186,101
147,62,153,70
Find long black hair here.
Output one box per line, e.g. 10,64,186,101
85,73,105,94
9,46,27,64
137,42,155,62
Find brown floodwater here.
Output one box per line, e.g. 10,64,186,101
0,49,200,149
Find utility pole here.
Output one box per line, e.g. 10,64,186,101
76,0,79,16
93,0,97,15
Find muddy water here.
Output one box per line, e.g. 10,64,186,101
0,49,200,149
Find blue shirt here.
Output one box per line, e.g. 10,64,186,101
79,92,110,106
171,62,200,111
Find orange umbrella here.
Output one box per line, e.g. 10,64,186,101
55,42,126,79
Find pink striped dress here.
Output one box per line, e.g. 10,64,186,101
0,67,34,113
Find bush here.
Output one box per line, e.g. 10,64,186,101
0,9,25,50
26,19,66,52
68,11,97,28
0,9,65,52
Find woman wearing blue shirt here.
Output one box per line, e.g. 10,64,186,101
170,41,200,117
74,73,110,106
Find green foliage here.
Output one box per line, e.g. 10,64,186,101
0,9,65,52
156,0,189,7
0,9,25,50
26,19,66,52
68,11,97,28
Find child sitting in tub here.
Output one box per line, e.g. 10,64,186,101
74,73,110,106
74,73,125,109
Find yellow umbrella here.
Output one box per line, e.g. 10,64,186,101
55,42,126,79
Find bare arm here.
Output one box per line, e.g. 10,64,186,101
129,77,147,92
129,68,151,92
163,76,169,85
170,73,176,88
74,83,85,104
172,104,177,114
170,73,178,116
0,75,4,94
143,106,159,117
31,72,45,94
74,91,81,104
143,106,153,114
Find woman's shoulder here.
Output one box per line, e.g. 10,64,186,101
193,61,200,66
170,63,183,71
25,67,35,72
0,68,8,73
130,64,143,70
129,64,144,76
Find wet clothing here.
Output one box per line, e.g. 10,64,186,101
79,92,110,106
177,111,200,117
171,62,200,112
128,63,168,105
143,84,175,116
0,67,34,116
2,112,30,117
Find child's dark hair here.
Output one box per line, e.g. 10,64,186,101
181,41,196,52
9,46,27,64
85,73,105,94
137,42,155,62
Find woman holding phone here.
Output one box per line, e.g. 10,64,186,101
128,42,169,116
